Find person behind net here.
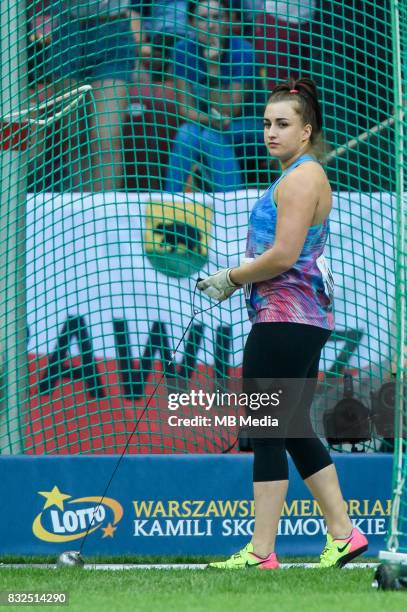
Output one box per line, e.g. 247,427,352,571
39,1,143,191
164,0,264,193
198,77,369,569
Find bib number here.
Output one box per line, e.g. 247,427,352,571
241,257,255,301
316,254,334,301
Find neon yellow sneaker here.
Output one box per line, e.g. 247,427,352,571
208,542,279,570
319,528,368,568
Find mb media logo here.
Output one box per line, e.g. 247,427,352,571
32,485,123,543
144,197,212,278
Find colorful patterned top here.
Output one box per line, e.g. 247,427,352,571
245,154,335,330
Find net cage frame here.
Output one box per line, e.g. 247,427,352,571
385,0,407,556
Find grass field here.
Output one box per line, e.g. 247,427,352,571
0,563,405,612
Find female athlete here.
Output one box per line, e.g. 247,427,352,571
198,77,368,569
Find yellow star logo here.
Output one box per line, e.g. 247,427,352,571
102,522,117,538
38,486,71,510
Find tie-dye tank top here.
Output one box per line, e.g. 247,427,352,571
245,154,335,330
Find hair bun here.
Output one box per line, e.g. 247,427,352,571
294,78,320,100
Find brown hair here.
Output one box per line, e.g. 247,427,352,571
267,77,329,163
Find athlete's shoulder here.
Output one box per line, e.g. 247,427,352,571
280,160,330,194
291,158,327,178
275,163,318,199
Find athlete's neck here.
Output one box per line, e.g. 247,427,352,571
280,149,313,171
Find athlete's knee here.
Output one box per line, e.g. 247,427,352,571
252,437,288,482
286,437,333,480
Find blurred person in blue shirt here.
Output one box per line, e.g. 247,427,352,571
165,0,264,193
132,0,190,82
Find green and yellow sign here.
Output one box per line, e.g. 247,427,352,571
144,198,212,278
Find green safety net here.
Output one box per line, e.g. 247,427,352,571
0,1,404,467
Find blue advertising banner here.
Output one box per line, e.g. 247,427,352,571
0,454,391,557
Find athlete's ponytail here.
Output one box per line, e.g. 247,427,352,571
268,77,330,163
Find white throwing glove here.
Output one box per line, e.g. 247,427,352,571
197,268,241,301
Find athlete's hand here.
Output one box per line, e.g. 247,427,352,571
197,268,241,301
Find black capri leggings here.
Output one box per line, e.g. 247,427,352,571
243,322,333,482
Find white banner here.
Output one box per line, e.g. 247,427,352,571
26,190,396,372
